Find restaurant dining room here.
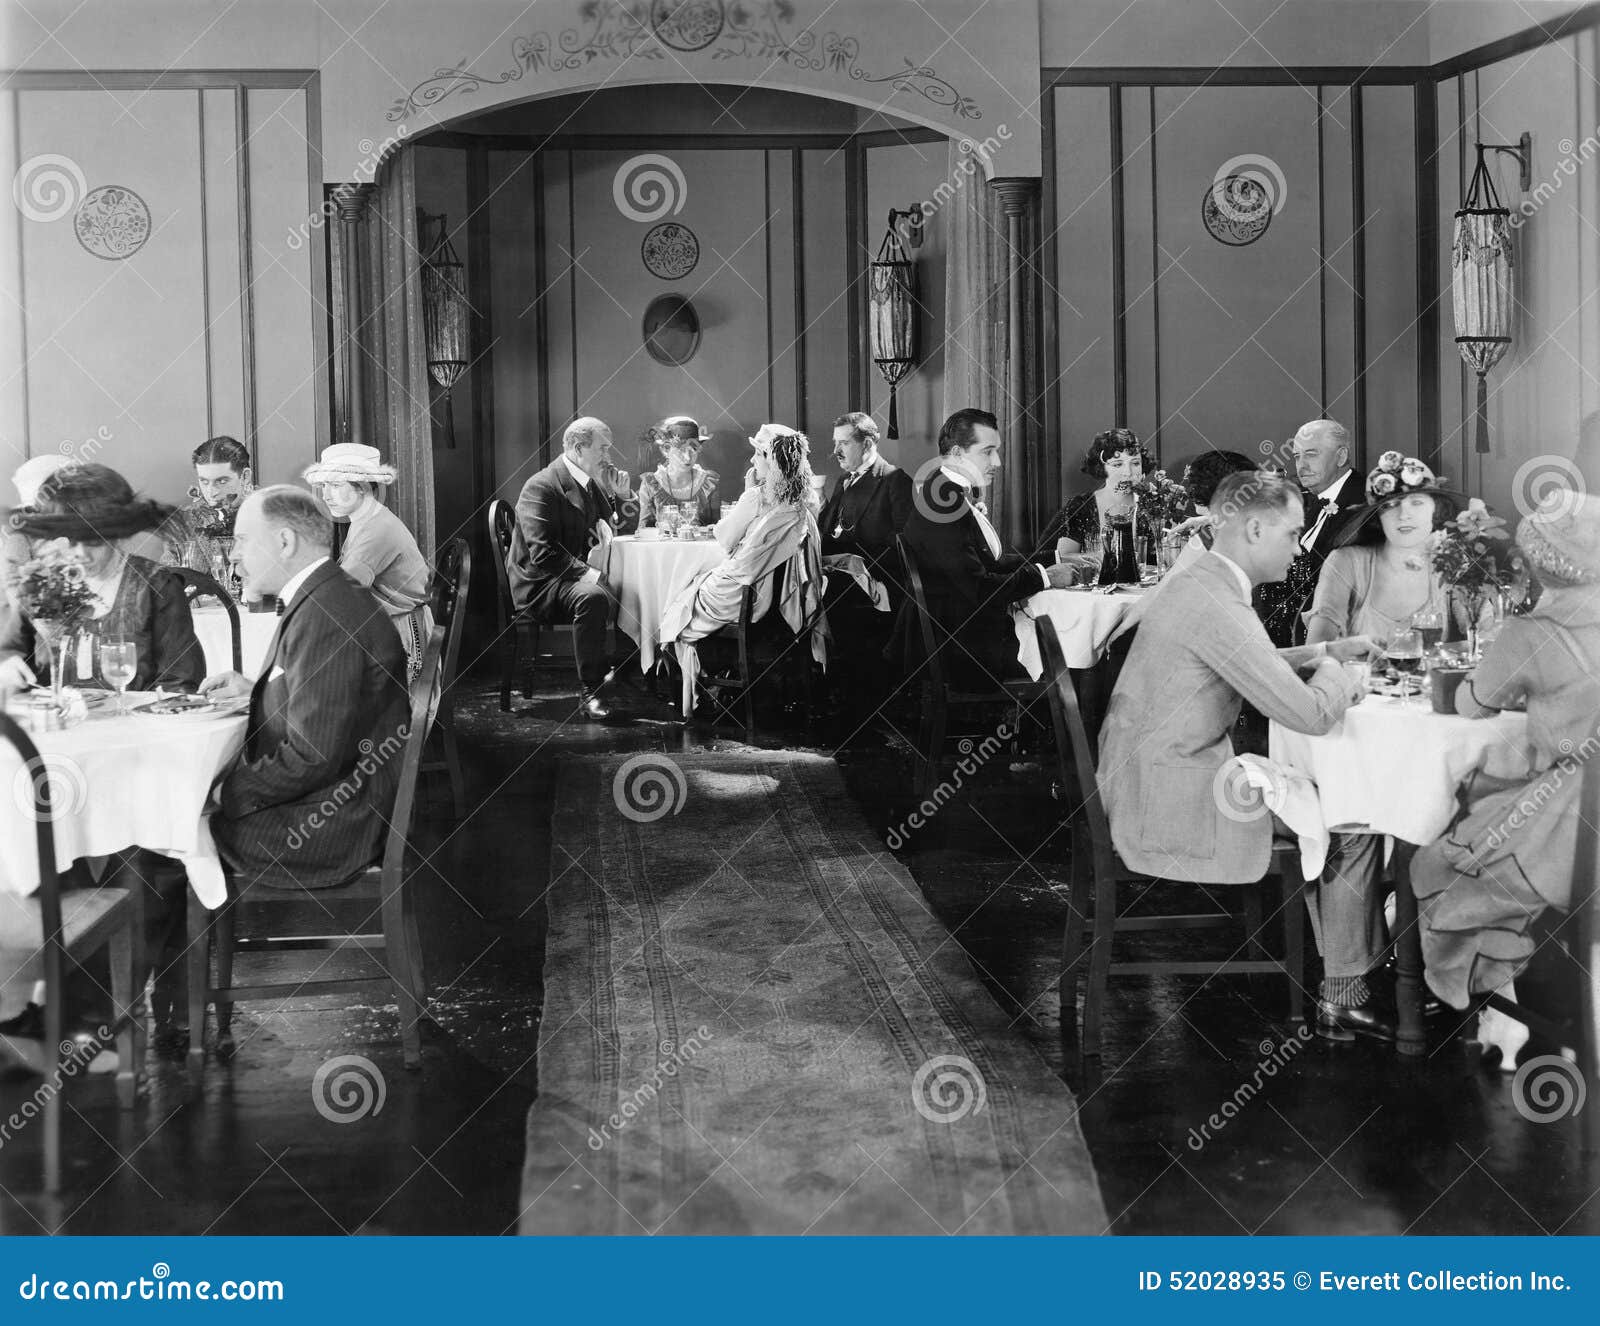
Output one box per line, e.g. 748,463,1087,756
3,0,1600,1275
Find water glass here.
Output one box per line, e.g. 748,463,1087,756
99,635,137,715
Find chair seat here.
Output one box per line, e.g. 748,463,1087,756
228,862,383,896
0,887,132,954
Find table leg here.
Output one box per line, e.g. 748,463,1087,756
1391,841,1426,1057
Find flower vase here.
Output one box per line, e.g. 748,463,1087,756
33,619,67,717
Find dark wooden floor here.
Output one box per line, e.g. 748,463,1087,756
2,661,1594,1235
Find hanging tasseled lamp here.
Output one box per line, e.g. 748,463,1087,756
1452,144,1519,456
420,211,469,449
870,210,918,440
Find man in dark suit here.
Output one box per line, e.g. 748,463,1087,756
895,408,1076,691
1256,418,1366,646
819,412,913,726
506,416,625,719
200,486,409,892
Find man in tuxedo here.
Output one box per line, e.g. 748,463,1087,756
506,416,625,719
200,486,409,892
1256,418,1365,646
895,408,1076,691
819,412,913,725
1100,469,1389,1041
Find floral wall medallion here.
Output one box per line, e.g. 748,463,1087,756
650,0,725,51
74,185,151,260
642,222,700,279
1201,175,1272,246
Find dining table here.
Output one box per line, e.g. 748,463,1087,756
0,693,249,911
1011,585,1146,680
1269,688,1531,1054
192,602,279,680
602,533,726,673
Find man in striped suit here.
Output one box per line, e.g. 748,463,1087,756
201,486,409,890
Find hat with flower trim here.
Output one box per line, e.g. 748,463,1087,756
1328,452,1469,548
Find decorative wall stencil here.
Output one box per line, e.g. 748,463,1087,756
73,185,150,260
641,222,700,279
387,2,981,122
614,154,688,223
1201,154,1286,247
650,0,724,51
642,293,702,365
1201,176,1271,246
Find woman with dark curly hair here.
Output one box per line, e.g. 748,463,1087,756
1038,428,1159,578
659,423,826,714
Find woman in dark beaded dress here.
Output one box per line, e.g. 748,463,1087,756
1038,428,1160,580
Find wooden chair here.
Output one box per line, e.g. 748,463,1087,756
697,559,823,743
420,537,470,817
1036,617,1304,1063
896,536,1042,799
0,715,142,1194
1480,754,1600,1153
166,566,241,672
185,627,444,1070
489,498,576,710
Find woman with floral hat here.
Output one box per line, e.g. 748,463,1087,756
303,443,432,679
1413,490,1600,1009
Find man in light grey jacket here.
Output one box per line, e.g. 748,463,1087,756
1098,470,1387,1040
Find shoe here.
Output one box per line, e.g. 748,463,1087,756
579,689,615,721
1316,998,1397,1043
0,1002,44,1040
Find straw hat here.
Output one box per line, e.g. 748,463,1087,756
654,416,711,449
302,443,397,486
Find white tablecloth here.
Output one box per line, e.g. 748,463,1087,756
0,704,247,908
193,604,278,680
603,536,726,671
1270,695,1531,858
1012,587,1145,678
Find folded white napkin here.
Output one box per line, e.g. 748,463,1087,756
1232,754,1330,880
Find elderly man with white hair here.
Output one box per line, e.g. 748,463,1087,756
1257,418,1365,647
506,416,628,720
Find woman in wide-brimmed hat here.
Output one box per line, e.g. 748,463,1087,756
1,462,204,693
1304,451,1469,647
1412,488,1600,1012
635,416,721,530
303,443,432,678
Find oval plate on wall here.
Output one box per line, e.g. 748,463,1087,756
642,293,702,366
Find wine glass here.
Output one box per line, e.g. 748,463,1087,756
1383,625,1424,701
1078,530,1104,585
99,634,137,715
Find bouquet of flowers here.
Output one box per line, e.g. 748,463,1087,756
3,538,97,707
1430,498,1523,648
1132,469,1190,527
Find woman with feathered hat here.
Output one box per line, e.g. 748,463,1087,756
303,444,433,679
